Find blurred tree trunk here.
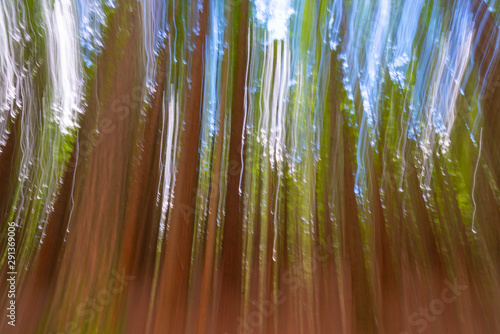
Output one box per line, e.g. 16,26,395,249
216,0,249,333
153,1,207,333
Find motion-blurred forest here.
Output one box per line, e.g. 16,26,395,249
1,0,500,333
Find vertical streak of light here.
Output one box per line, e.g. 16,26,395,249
471,127,483,234
65,133,79,236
